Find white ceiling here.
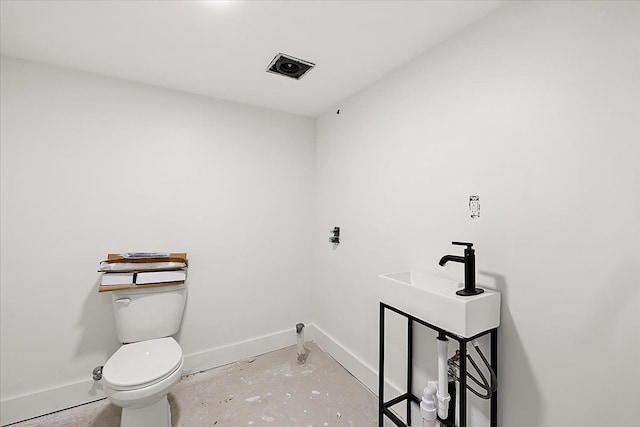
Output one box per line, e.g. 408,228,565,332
0,0,506,117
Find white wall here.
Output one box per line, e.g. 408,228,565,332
0,57,314,424
313,1,640,426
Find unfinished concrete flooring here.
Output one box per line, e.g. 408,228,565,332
10,343,381,426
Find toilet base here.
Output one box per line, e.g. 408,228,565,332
120,395,171,427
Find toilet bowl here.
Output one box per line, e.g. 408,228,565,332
102,337,184,427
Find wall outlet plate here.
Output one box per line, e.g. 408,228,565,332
469,195,480,218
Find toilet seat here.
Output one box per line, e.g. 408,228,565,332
102,337,183,391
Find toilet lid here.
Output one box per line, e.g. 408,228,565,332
102,337,182,390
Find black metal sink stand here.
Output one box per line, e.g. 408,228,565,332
379,302,498,427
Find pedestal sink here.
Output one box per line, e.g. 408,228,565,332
379,271,500,337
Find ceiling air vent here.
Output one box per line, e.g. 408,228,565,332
266,53,315,80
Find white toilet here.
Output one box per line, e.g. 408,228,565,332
101,283,187,427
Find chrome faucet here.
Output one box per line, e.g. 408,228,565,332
439,241,484,296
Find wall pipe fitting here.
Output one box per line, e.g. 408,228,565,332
92,366,103,381
296,323,307,364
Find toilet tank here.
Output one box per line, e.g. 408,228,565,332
110,283,187,343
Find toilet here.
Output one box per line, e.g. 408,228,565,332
101,283,187,427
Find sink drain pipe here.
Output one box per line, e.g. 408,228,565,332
421,334,451,425
436,334,451,419
420,381,438,427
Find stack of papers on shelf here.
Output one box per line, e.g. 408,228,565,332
121,252,170,259
98,252,188,288
106,252,188,265
99,261,186,272
100,272,135,286
136,270,187,284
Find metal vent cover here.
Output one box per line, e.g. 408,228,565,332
266,53,315,80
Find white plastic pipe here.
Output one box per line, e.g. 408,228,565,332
420,381,438,427
436,337,451,419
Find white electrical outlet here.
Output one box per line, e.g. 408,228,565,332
469,195,480,218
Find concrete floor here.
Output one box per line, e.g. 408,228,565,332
11,343,384,427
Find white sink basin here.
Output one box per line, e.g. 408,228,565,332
379,271,500,338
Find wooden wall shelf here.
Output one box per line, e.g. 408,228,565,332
98,280,185,293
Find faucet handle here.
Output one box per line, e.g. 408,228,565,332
452,241,473,249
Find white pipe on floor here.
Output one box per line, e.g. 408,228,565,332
436,337,451,420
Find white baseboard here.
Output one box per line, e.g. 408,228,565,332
305,323,379,394
0,380,106,426
1,324,399,426
181,327,298,375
